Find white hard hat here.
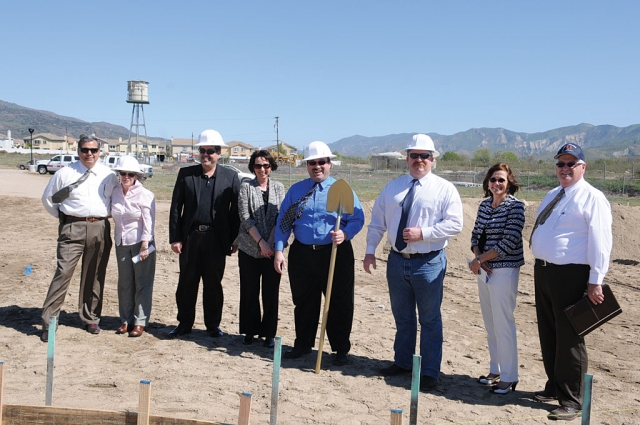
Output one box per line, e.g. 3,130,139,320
401,134,440,158
113,156,142,175
303,141,336,161
195,129,228,147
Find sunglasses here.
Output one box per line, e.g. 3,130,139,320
80,147,99,154
307,160,328,166
489,177,506,183
253,163,271,170
119,172,137,178
199,148,218,155
409,152,431,160
556,161,583,168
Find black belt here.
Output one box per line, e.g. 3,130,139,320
535,259,560,267
295,240,332,251
66,216,106,223
393,249,442,259
195,224,213,232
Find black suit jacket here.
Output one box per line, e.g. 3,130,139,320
169,164,240,255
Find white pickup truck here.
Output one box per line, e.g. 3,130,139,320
36,154,80,174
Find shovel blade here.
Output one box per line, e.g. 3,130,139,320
326,179,354,215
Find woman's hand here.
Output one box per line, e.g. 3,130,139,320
259,239,274,257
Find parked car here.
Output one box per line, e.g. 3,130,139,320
220,164,254,184
17,159,36,170
43,155,80,174
102,155,154,178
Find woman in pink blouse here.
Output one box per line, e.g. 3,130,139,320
111,156,156,337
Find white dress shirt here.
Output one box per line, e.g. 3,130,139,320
531,178,612,285
111,181,156,246
42,161,119,218
366,172,464,254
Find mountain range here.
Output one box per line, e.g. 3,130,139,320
2,99,639,158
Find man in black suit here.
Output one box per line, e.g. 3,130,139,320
168,129,240,338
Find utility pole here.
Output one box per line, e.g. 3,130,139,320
274,116,280,156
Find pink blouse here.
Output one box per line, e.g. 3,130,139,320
111,182,155,246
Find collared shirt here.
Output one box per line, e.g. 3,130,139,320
366,173,463,255
274,176,365,251
111,181,156,246
194,171,216,225
42,161,119,218
531,178,612,285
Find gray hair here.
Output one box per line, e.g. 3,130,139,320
77,135,101,149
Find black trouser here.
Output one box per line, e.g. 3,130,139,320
287,240,355,353
535,262,590,410
238,250,281,338
176,229,226,330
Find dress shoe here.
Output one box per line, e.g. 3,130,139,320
490,381,518,394
283,346,312,359
379,363,411,376
243,335,254,345
86,324,101,334
116,323,128,334
264,338,275,348
40,330,48,342
208,327,224,338
420,375,439,391
477,374,500,385
534,390,558,403
168,326,192,338
129,325,144,337
333,352,349,366
548,406,581,421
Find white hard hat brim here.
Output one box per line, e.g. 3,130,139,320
194,141,229,147
401,148,440,157
302,152,337,161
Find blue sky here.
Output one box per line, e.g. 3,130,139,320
2,1,639,148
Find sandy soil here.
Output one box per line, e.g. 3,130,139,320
0,168,638,424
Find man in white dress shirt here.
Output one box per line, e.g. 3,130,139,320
530,143,612,421
363,134,463,391
40,136,119,341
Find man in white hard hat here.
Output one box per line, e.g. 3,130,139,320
40,135,119,341
168,129,240,338
364,134,463,390
274,141,365,366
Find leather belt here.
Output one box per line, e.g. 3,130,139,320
66,216,106,223
394,249,442,259
196,224,213,231
535,259,558,267
295,240,331,250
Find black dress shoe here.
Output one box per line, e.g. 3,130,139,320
86,324,101,334
243,335,254,345
534,390,558,403
283,346,312,358
168,326,192,338
264,338,275,348
208,327,224,338
379,363,411,376
419,375,438,391
548,406,581,421
40,330,48,342
333,352,349,366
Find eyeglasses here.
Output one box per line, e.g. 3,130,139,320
556,161,584,169
119,172,137,178
253,163,271,170
199,148,218,155
489,177,506,183
307,160,328,166
80,147,99,154
409,152,431,160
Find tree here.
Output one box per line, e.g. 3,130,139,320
493,151,519,164
441,151,461,161
473,148,491,163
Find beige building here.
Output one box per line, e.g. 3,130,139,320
30,133,77,151
265,141,299,158
227,141,258,161
103,137,167,156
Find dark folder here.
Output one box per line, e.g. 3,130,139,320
564,284,622,337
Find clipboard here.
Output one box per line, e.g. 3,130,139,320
564,284,622,337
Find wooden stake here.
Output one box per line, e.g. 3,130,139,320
45,317,57,406
138,380,151,425
390,408,403,425
238,392,252,425
409,355,421,425
270,337,282,425
582,373,593,425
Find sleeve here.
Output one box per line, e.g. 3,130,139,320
228,173,241,244
341,190,365,240
169,169,185,244
141,191,155,242
365,186,388,255
238,182,256,233
585,193,612,285
421,184,464,241
41,173,64,217
274,188,295,251
470,203,483,252
493,201,525,257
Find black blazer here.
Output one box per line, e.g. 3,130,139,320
169,164,240,255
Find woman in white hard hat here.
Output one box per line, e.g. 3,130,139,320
234,150,286,348
111,156,156,338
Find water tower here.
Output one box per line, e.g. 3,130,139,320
126,80,149,158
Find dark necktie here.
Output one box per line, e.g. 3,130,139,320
280,182,319,233
529,188,565,247
395,178,418,251
51,169,91,204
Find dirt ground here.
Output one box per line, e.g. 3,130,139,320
0,168,638,424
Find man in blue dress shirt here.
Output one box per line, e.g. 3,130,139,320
274,141,365,366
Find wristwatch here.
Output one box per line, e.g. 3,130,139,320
476,255,482,264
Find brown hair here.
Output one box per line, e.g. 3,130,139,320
482,163,520,197
248,149,278,174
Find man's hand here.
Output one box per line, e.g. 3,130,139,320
330,229,346,245
402,227,423,244
363,254,377,274
274,250,287,275
171,242,182,254
588,284,604,305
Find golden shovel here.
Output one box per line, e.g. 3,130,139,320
315,179,355,374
